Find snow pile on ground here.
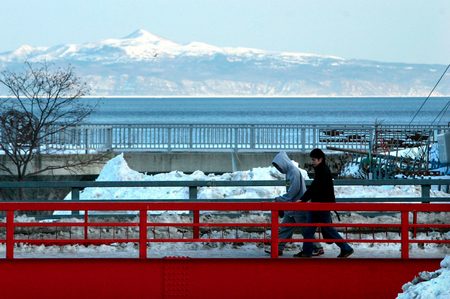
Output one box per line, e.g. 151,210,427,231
64,153,449,203
336,184,449,199
61,153,303,202
397,255,450,299
340,162,366,179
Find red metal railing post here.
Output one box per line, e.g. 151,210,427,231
271,210,279,258
189,186,200,239
401,211,409,259
193,210,200,239
139,210,147,259
413,211,417,239
6,210,14,259
84,210,89,246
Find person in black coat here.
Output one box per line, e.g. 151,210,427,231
295,148,354,258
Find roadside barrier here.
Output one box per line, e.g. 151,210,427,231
46,123,447,153
1,201,449,259
0,180,448,298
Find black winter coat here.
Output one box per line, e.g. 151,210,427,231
300,162,335,203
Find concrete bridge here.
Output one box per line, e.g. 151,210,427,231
122,150,348,175
1,123,446,189
3,122,445,177
43,123,445,154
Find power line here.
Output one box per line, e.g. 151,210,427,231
431,100,450,126
409,64,450,125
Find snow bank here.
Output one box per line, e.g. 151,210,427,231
397,255,450,299
64,153,450,203
60,153,301,203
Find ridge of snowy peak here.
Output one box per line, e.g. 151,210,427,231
25,43,115,62
12,44,36,55
279,52,345,61
189,43,346,63
124,29,170,41
124,29,154,38
83,29,184,60
122,29,181,47
45,44,82,57
0,44,49,62
182,41,224,55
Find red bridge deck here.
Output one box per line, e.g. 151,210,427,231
0,201,448,298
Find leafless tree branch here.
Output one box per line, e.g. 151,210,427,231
0,61,108,199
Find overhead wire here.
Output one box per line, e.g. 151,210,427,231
387,64,450,175
409,64,450,125
431,100,450,126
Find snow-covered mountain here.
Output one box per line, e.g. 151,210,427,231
1,29,448,97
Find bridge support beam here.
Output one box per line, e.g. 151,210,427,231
0,258,441,298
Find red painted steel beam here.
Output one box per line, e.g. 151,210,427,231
402,211,409,259
140,210,147,259
193,210,200,239
0,258,441,299
6,211,14,259
271,210,279,258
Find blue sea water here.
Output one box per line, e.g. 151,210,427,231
82,97,450,125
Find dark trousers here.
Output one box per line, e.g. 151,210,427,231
302,211,352,256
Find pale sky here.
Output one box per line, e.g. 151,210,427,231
0,0,449,65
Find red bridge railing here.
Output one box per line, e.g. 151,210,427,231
1,201,449,259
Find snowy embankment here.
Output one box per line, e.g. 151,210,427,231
62,152,450,202
397,256,450,299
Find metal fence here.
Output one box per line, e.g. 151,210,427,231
0,179,449,260
31,123,450,153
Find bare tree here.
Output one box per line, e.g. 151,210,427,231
0,61,109,199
